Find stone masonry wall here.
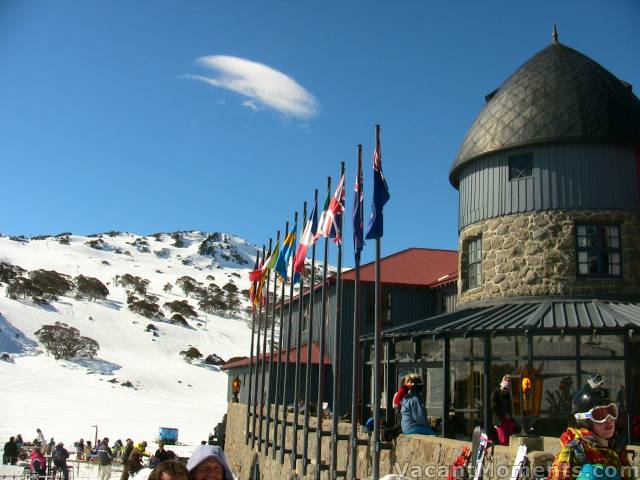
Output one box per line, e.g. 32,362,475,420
458,209,640,305
224,403,639,479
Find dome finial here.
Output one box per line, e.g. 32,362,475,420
552,24,559,43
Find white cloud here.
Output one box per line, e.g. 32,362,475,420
183,55,319,119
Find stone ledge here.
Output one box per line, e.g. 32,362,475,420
225,403,639,480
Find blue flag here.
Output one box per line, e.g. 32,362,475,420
275,223,297,282
353,153,365,262
365,131,390,240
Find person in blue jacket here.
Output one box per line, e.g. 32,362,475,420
400,373,436,435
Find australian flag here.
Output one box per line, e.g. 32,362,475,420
365,128,390,240
353,150,365,262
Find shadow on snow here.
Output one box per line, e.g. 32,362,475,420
0,313,39,356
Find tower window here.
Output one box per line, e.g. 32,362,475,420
467,236,483,290
576,224,622,277
508,153,533,180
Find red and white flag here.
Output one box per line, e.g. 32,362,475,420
293,203,318,278
315,174,346,245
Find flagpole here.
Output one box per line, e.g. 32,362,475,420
372,237,382,480
259,232,278,452
252,243,268,449
372,124,383,480
350,145,363,479
258,230,280,455
279,211,298,465
330,162,345,480
291,202,307,472
315,176,331,480
245,248,262,445
272,221,289,459
301,188,318,476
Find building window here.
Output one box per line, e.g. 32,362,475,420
367,288,392,324
438,291,458,314
576,224,622,277
508,153,533,180
467,236,482,290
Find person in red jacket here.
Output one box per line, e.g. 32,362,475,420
392,376,410,412
29,446,46,479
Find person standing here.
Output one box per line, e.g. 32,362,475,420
52,442,70,480
3,436,19,465
84,441,93,460
35,429,45,447
127,442,149,477
400,373,436,435
74,439,85,460
97,438,114,480
120,439,134,480
549,374,632,480
112,440,123,460
45,438,55,455
491,374,516,445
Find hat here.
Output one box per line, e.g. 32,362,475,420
186,445,233,480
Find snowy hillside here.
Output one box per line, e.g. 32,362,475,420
0,231,261,447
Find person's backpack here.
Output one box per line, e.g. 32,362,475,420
52,449,65,465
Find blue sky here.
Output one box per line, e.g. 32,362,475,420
1,1,639,267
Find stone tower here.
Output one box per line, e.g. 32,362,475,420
450,30,640,305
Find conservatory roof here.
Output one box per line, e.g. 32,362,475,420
361,297,640,340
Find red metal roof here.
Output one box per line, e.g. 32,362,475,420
342,248,458,287
278,248,458,308
220,341,332,370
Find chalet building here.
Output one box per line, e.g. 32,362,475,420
223,30,640,448
361,30,640,441
221,248,458,417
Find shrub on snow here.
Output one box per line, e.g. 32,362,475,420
164,300,197,318
180,346,202,363
75,275,109,301
34,322,99,360
129,299,161,318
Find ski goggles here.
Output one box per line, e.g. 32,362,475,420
574,403,618,423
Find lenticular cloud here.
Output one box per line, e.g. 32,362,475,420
185,55,319,119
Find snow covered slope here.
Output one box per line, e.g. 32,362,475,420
0,231,259,447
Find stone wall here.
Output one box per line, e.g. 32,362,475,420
223,403,640,479
458,209,640,305
224,402,375,480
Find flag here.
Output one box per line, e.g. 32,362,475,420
265,241,279,270
316,174,346,244
275,225,297,281
365,130,390,240
249,253,262,308
253,275,267,308
293,203,318,281
249,241,280,282
353,154,365,262
251,244,277,308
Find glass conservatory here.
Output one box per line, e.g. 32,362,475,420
361,299,640,442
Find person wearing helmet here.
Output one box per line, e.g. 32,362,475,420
400,373,436,435
549,374,632,480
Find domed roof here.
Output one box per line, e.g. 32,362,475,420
450,33,640,187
